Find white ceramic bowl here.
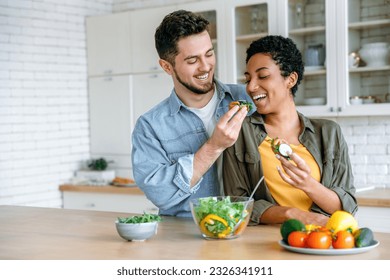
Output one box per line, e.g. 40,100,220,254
350,96,363,105
115,221,158,241
190,196,254,240
359,42,389,67
303,97,326,106
363,96,376,104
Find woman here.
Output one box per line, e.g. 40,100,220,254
223,35,357,226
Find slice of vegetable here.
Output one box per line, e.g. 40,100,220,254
200,214,231,238
229,100,253,111
270,137,292,159
278,143,292,157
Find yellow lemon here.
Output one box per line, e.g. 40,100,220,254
326,210,358,234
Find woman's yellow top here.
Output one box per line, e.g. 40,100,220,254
259,136,321,211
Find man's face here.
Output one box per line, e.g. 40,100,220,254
171,30,216,95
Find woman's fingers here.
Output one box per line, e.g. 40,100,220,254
276,152,311,187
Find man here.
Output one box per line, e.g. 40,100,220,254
131,10,253,217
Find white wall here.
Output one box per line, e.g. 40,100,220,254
0,0,389,209
0,0,113,207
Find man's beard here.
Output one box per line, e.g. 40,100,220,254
174,68,214,94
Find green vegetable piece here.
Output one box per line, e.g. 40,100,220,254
354,227,374,248
117,212,161,224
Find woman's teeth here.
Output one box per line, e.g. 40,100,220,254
196,73,209,80
253,94,266,101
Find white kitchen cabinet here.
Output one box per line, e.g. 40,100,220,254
61,185,158,214
130,6,174,73
276,0,390,117
89,75,132,156
86,12,132,77
88,73,172,178
335,0,390,116
225,0,279,83
86,7,173,76
130,72,173,125
177,0,226,81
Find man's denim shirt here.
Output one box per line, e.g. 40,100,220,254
131,79,253,217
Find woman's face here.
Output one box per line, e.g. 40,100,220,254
244,53,294,114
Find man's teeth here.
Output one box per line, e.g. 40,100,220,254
253,94,266,101
196,73,209,80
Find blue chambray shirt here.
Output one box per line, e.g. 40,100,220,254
131,79,254,217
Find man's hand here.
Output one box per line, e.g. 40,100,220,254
208,105,248,152
191,105,247,187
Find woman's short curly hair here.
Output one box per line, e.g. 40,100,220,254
246,35,304,96
155,10,209,65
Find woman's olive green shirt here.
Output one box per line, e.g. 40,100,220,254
223,111,358,225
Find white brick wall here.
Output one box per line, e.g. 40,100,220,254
0,0,389,209
0,0,112,207
338,116,390,189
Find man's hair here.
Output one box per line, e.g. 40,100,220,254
155,10,209,65
246,35,304,96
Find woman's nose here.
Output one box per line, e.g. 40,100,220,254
246,80,259,93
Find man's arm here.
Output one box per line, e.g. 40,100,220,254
191,105,248,186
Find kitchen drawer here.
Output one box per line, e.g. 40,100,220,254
62,191,158,214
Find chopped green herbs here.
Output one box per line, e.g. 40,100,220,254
117,213,161,224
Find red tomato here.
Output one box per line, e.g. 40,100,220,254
332,230,355,249
288,231,308,248
306,231,332,249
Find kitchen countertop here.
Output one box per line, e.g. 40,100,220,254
59,184,390,208
59,184,145,195
0,205,389,260
355,188,390,207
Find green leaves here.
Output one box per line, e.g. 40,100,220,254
117,213,161,224
88,158,109,170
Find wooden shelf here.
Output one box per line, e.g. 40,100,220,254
349,19,390,30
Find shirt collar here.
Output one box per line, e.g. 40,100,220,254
168,78,232,116
249,111,316,134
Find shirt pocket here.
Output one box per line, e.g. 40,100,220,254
321,151,335,185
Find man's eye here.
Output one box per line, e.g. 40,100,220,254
206,50,214,57
259,75,269,79
187,58,197,64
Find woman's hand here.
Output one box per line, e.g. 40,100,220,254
285,207,329,226
275,151,315,192
260,205,329,226
275,151,342,214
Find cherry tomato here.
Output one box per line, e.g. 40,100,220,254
287,231,308,248
306,231,331,249
332,230,355,249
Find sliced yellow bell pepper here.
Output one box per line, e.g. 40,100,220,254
199,214,231,238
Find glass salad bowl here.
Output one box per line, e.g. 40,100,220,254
190,196,254,240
